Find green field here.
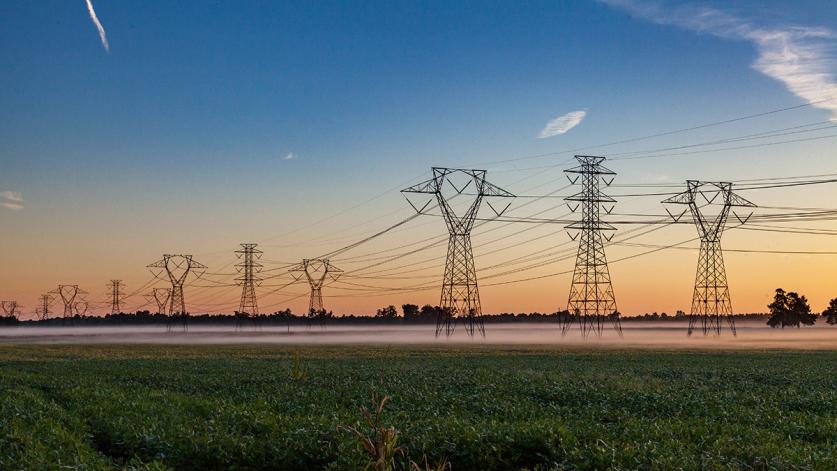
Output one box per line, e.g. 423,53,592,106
1,344,836,470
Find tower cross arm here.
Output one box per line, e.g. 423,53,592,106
401,177,439,194
564,160,615,175
566,192,616,203
566,221,617,231
189,261,208,272
727,192,757,208
478,180,515,198
325,261,344,282
661,191,695,205
146,255,171,269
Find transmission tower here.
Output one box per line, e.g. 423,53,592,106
49,285,88,319
74,300,89,316
107,279,125,314
402,167,514,337
563,155,621,337
1,300,22,319
235,243,263,317
146,288,172,315
35,294,54,320
663,180,756,335
147,255,207,331
290,259,342,319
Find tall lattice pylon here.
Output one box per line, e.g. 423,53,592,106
290,259,342,319
147,255,207,331
563,156,621,337
235,243,263,316
663,181,755,335
402,167,514,337
1,300,22,319
107,280,125,314
147,288,171,315
49,285,88,319
35,294,54,320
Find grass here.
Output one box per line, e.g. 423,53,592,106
0,344,836,470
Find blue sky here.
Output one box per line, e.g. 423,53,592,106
1,1,836,314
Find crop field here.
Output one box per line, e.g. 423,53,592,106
1,344,836,470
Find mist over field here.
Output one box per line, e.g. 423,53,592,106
2,321,836,349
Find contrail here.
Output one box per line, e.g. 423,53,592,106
84,0,109,53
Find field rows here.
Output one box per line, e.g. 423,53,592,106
1,345,836,470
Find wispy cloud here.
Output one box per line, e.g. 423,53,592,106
538,110,587,138
600,0,837,120
1,191,23,211
284,152,298,160
84,0,110,53
1,191,23,202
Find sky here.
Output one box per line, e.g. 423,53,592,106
1,0,836,318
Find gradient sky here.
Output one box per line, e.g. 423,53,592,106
1,0,836,318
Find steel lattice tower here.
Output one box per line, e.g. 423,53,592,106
663,181,755,335
235,243,263,316
107,280,125,314
147,255,207,331
1,301,22,319
563,156,621,337
147,288,171,315
402,167,514,337
290,259,342,317
50,285,88,319
35,294,54,320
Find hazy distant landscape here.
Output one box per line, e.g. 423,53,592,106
2,321,837,349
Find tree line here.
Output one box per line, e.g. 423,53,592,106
2,289,837,327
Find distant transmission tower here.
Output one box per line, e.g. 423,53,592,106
1,300,22,319
663,180,756,335
107,279,125,314
147,255,207,331
402,167,514,337
290,259,342,319
563,155,621,337
35,294,54,320
49,285,88,319
235,243,263,317
147,288,172,315
74,300,89,316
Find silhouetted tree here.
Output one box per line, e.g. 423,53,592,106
375,305,398,319
401,304,419,321
273,308,293,319
767,288,817,328
822,298,837,325
419,304,437,322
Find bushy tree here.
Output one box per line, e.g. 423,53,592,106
273,308,293,318
767,288,817,328
822,298,837,325
401,304,419,321
419,304,436,320
308,308,332,320
375,305,398,319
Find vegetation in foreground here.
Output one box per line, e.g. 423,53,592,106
0,345,836,470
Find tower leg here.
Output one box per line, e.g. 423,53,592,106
439,233,482,337
690,239,734,336
168,285,187,332
566,222,618,337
